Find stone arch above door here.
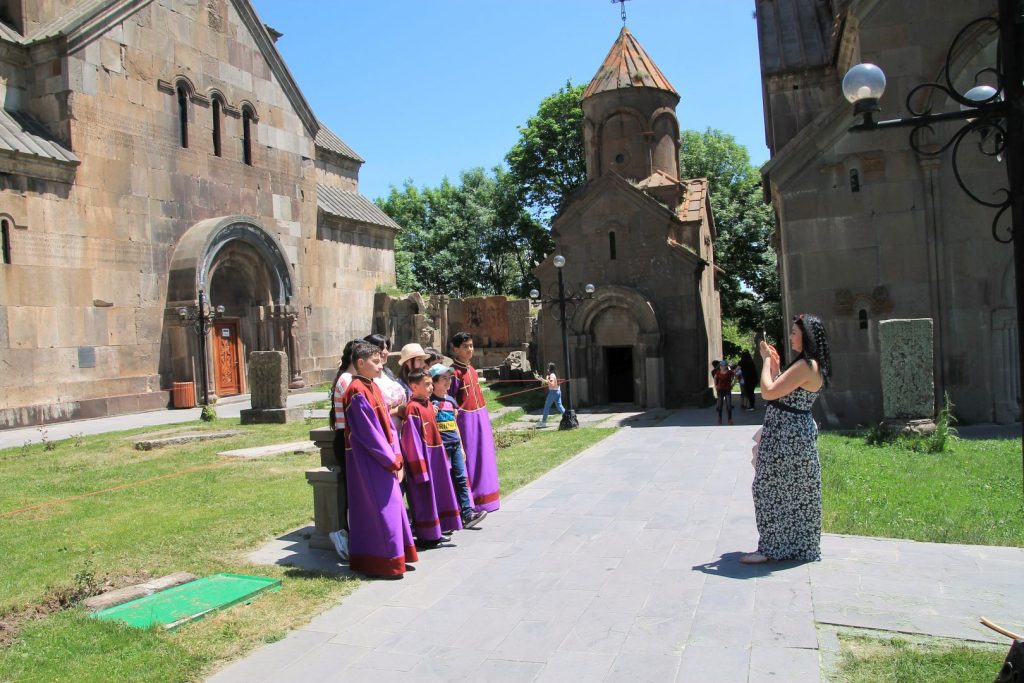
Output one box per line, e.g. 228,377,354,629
574,285,663,408
166,215,295,305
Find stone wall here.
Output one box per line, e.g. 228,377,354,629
759,0,1010,425
0,0,395,427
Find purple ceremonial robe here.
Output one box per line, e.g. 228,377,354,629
450,361,501,512
400,399,463,540
343,377,418,577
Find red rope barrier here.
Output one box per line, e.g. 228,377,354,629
483,378,569,400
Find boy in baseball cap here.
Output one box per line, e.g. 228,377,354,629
428,363,485,528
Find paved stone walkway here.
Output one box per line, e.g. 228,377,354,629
202,408,1022,681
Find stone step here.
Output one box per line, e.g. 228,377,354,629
218,441,317,459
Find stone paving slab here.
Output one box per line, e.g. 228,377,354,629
218,441,317,459
211,409,1024,682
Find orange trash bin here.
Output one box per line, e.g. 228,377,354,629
172,381,196,409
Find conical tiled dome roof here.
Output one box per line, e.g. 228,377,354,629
583,27,678,99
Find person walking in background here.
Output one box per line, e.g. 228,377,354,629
739,350,758,411
712,360,736,425
538,362,564,428
741,314,831,565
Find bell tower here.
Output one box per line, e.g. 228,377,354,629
581,27,684,209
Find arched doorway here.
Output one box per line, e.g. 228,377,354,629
575,286,663,408
163,216,297,403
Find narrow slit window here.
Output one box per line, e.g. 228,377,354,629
176,86,189,148
1,220,11,264
859,309,868,330
609,231,617,260
212,98,222,157
242,108,253,166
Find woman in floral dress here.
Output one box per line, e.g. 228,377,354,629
741,314,832,564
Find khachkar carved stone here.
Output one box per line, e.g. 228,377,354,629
879,318,936,434
240,351,304,424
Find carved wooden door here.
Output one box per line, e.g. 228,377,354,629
213,321,241,396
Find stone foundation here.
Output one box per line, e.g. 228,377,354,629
0,390,170,430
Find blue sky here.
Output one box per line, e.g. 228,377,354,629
250,0,770,202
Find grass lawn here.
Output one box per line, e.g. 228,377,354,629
820,433,1024,547
0,402,613,682
835,633,1007,682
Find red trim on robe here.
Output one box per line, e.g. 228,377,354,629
342,376,398,469
452,361,486,411
349,545,419,577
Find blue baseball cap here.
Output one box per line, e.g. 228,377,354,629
428,363,453,379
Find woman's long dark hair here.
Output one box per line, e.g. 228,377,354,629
792,314,832,388
329,339,362,429
363,333,397,380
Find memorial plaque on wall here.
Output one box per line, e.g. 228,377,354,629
78,346,97,369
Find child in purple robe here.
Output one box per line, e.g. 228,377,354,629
429,364,486,529
342,341,418,578
448,331,501,513
400,370,463,544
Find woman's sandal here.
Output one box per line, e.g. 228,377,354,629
739,552,770,564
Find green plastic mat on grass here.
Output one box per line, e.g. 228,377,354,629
90,573,281,630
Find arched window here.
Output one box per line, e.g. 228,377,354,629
858,308,868,330
176,85,189,148
1,219,10,264
609,230,617,260
242,106,254,166
211,97,222,157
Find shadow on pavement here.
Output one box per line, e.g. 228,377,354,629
691,551,812,580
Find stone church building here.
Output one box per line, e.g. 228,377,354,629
756,0,1014,425
0,0,398,428
535,28,722,409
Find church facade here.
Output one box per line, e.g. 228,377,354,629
756,0,1013,425
0,0,398,428
535,28,722,409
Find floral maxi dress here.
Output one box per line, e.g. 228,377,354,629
752,387,822,561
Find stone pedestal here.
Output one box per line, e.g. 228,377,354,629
239,407,304,424
305,427,345,550
305,467,341,550
241,350,298,424
879,318,936,433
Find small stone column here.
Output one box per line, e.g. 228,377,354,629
240,351,303,424
306,426,343,549
879,318,936,434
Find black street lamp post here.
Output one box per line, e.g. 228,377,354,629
178,289,225,406
842,0,1024,495
530,255,595,431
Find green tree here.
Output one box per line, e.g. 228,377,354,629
505,81,587,224
679,128,782,344
376,168,546,297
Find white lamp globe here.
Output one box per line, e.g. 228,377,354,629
842,63,886,103
529,289,540,300
584,283,596,294
553,255,566,268
961,84,999,111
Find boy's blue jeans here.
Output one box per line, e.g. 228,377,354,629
443,440,474,518
541,389,564,423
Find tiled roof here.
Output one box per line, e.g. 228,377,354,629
637,169,681,190
677,178,708,223
584,27,677,99
755,0,837,75
0,108,79,164
315,120,364,163
317,184,399,230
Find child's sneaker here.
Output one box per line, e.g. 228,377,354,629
329,529,349,561
462,510,487,529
